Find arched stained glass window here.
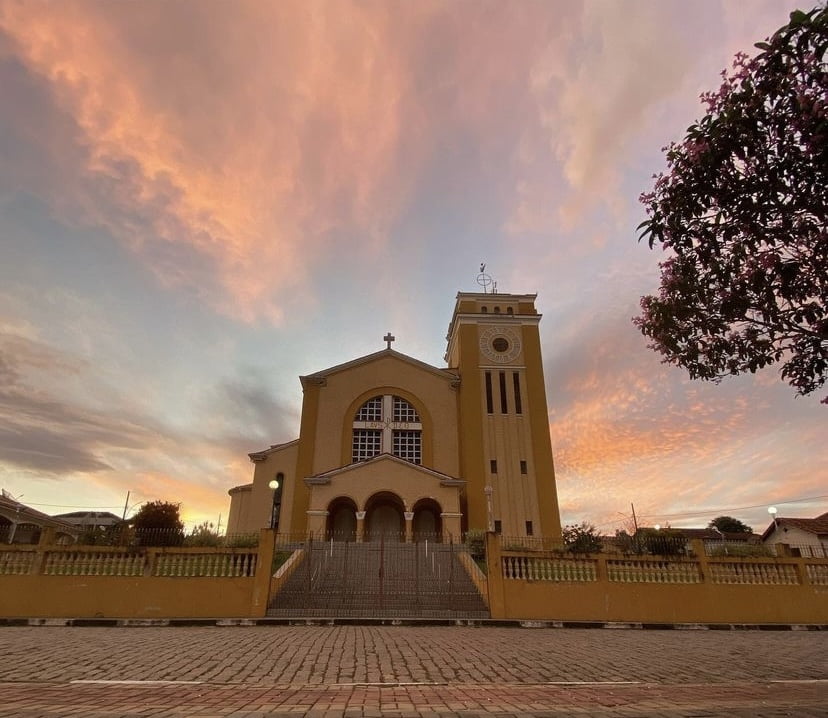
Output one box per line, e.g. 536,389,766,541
352,395,422,464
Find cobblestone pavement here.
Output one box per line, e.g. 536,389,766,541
0,626,825,717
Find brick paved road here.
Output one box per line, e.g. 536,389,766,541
0,626,825,717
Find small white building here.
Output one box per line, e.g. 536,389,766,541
762,512,828,558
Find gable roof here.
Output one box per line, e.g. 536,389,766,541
300,348,458,387
762,512,828,540
249,438,299,462
53,511,122,526
304,453,465,487
0,493,77,532
671,528,761,542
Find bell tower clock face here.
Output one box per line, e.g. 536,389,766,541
479,326,522,363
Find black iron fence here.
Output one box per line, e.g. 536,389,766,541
267,531,488,618
71,525,260,548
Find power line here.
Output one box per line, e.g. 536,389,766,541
637,494,828,521
591,494,828,530
11,502,126,510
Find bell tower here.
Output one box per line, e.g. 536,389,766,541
445,289,562,539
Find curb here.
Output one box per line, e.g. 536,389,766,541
1,617,826,630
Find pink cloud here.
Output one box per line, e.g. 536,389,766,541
546,303,826,530
0,1,430,324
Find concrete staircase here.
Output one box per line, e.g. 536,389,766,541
267,540,489,618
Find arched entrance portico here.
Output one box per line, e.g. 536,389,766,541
364,492,405,542
412,498,443,542
326,497,357,541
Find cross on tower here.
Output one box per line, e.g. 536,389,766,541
383,332,395,350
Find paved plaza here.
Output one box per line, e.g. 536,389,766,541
0,625,825,717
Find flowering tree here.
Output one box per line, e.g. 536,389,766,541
636,8,827,401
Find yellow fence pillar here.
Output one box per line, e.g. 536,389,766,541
251,529,276,617
485,531,506,619
691,539,708,581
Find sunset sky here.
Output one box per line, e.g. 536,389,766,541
1,0,824,536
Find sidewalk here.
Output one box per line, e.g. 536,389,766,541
0,625,825,716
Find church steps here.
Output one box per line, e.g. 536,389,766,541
267,540,489,618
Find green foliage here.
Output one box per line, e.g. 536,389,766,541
77,524,125,546
184,522,222,547
272,550,293,572
708,515,753,534
638,528,686,556
613,529,638,554
562,523,603,554
615,528,687,556
464,529,486,559
132,501,183,530
225,533,259,548
636,7,828,401
708,543,772,557
132,501,184,547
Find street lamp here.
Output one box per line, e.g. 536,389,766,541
711,525,727,555
484,486,494,532
768,506,778,529
268,477,282,531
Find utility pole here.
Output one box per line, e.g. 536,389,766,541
631,503,639,534
122,491,130,521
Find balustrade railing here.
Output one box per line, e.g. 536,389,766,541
43,550,145,576
152,551,257,577
0,550,37,575
496,539,825,588
805,563,828,585
0,544,259,578
708,561,799,585
606,559,701,583
502,555,596,581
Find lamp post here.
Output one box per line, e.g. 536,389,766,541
768,506,778,529
484,486,494,532
268,478,281,531
711,525,726,555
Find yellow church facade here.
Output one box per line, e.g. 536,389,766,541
227,291,562,542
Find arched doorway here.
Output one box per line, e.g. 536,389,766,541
326,497,357,541
412,498,443,542
364,492,405,542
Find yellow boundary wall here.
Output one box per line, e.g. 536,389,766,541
3,530,827,623
0,530,275,619
485,534,828,624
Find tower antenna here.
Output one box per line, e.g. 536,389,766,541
476,263,494,294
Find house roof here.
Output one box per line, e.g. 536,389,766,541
300,348,458,386
248,438,299,462
761,512,828,540
672,528,761,542
0,493,77,532
53,511,122,526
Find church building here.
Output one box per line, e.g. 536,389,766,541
226,291,562,542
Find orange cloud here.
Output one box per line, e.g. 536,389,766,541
0,1,429,324
544,300,826,530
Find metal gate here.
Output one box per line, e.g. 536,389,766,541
267,534,488,618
